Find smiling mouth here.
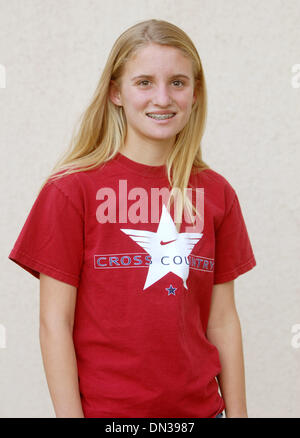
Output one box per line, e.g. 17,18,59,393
146,113,176,120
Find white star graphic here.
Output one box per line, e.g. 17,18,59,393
120,204,203,290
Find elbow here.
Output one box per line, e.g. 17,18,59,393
39,319,74,339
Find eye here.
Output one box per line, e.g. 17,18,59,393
137,80,150,86
137,79,185,87
173,80,184,87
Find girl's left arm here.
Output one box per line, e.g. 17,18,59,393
206,280,248,418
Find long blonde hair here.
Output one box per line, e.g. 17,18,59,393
38,19,210,232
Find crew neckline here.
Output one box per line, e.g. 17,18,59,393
114,152,168,178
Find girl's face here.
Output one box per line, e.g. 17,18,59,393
109,43,197,151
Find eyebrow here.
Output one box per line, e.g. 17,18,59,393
131,74,191,82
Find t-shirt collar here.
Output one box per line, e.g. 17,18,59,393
114,152,168,178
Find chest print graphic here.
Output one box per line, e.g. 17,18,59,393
120,204,203,290
166,284,177,296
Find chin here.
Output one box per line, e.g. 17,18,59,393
146,134,176,141
145,127,178,136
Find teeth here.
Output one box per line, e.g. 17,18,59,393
147,113,175,120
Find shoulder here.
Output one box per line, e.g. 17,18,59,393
39,157,126,213
191,167,237,210
197,167,231,185
40,169,88,218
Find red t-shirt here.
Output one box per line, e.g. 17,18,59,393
8,152,256,418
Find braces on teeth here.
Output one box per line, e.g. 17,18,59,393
147,113,175,119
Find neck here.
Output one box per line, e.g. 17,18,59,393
120,133,176,166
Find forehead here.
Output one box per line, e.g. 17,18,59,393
123,43,193,76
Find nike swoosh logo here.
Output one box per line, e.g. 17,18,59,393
160,239,177,245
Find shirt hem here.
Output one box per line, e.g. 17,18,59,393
83,411,223,418
83,400,226,419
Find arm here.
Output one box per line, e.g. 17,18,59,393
39,273,84,418
206,280,248,418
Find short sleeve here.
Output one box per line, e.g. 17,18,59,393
8,180,84,288
213,193,256,284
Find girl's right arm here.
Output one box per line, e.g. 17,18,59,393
39,273,85,418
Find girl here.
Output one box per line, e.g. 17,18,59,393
8,19,256,418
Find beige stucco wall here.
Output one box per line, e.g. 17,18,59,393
1,0,299,418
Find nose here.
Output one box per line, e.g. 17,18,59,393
152,83,173,106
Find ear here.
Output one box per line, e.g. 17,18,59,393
109,80,122,106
